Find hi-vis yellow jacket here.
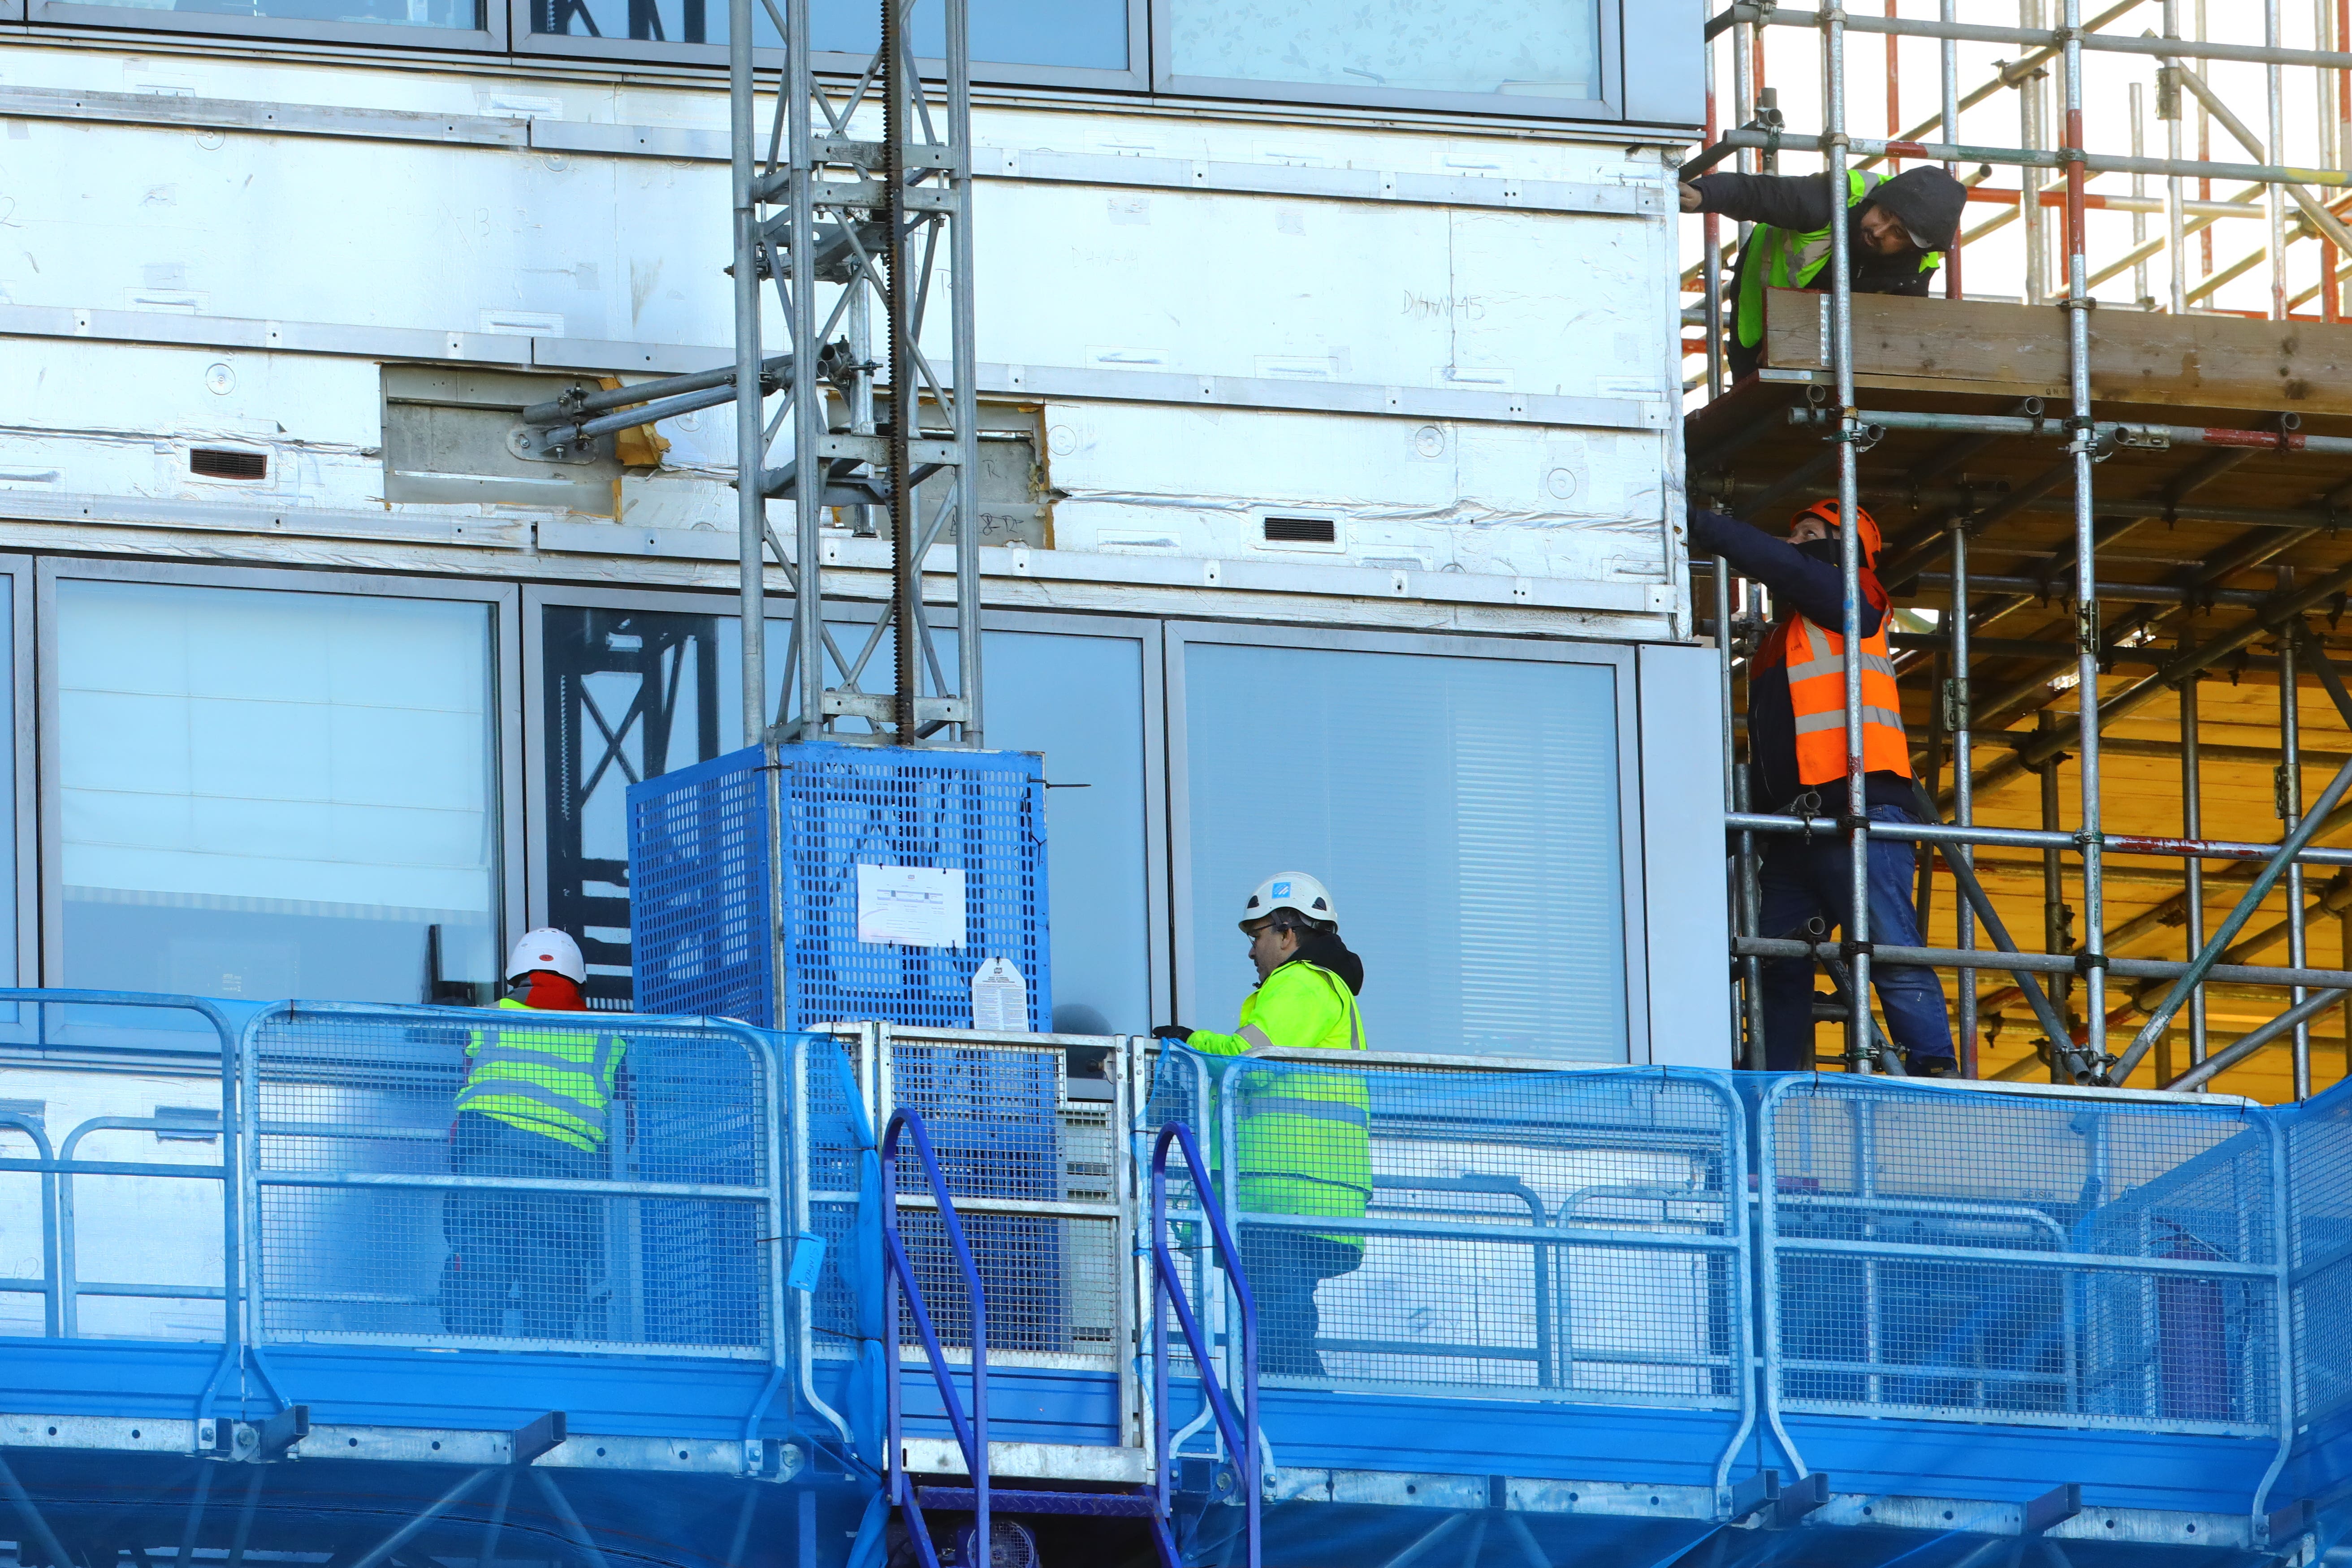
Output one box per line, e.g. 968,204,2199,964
455,998,624,1154
1187,961,1371,1250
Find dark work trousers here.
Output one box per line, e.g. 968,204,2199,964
1758,803,1958,1073
1236,1227,1362,1378
441,1110,601,1339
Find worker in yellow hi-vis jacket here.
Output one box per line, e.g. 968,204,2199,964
1154,873,1369,1378
441,928,624,1341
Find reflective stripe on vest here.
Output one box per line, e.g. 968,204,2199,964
1781,614,1914,785
1734,170,1942,350
456,1002,621,1152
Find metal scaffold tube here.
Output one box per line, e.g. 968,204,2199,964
2061,0,2112,1079
1697,0,2352,1095
1824,2,1875,1074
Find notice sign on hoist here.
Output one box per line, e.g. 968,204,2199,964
970,955,1029,1032
855,864,966,948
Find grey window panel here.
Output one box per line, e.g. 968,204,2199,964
1622,0,1706,129
512,0,1147,91
1152,0,1625,121
1176,633,1642,1062
27,0,503,49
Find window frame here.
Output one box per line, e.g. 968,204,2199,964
510,0,1149,93
1148,0,1625,123
35,559,526,993
26,0,504,53
522,584,1172,1026
1162,620,1651,1063
0,558,36,991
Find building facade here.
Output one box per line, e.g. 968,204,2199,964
0,0,1723,1067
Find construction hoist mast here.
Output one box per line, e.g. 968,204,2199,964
521,0,980,747
731,0,983,750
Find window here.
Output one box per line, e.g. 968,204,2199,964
1157,0,1610,115
54,579,504,1006
525,0,1135,82
538,604,738,1010
1178,633,1634,1060
30,0,491,43
982,623,1158,1036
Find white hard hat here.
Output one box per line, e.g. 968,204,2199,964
506,928,586,984
1239,872,1337,933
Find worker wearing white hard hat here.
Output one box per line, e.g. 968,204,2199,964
1152,872,1369,1378
443,926,623,1340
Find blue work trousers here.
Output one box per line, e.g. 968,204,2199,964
1758,803,1958,1072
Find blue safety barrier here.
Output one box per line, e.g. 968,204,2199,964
627,742,1051,1033
1151,1121,1258,1568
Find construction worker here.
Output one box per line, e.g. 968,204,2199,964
1688,502,1959,1077
1153,873,1369,1378
1679,165,1967,381
441,928,623,1339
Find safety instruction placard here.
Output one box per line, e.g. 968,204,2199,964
855,863,966,948
970,955,1029,1032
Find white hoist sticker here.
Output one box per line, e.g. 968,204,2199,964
970,955,1030,1033
855,863,966,948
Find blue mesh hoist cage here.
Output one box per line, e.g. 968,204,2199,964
627,741,1052,1033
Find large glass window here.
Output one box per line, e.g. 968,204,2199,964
57,581,502,1005
530,0,1126,71
45,0,481,27
1162,0,1602,106
984,628,1154,1036
1182,639,1629,1061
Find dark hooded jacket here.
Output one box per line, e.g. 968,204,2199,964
1690,165,1968,380
1290,928,1365,996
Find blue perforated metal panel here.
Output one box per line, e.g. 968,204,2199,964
628,747,776,1024
628,743,1051,1032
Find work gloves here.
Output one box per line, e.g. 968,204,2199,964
1150,1023,1195,1043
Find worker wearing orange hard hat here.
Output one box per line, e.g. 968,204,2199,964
1687,500,1958,1077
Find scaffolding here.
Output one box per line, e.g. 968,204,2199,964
1684,0,2352,1096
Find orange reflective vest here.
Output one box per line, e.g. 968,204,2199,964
1778,613,1913,785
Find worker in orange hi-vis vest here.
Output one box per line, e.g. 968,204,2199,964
1688,500,1959,1077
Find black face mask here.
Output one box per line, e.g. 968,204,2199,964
1793,536,1843,567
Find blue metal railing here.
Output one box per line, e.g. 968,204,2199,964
881,1106,991,1568
0,990,832,1399
1150,1121,1260,1568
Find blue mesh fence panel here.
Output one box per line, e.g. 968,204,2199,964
628,743,1051,1034
2290,1084,2352,1432
1758,1074,2282,1434
883,1032,1120,1363
248,1004,779,1356
1147,1048,1746,1402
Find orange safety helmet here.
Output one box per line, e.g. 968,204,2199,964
1791,498,1883,566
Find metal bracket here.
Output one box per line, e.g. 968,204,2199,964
242,1404,310,1462
1727,1469,1782,1522
510,1411,566,1466
1769,1472,1830,1527
507,424,606,465
2110,424,2172,452
820,691,970,724
2263,1498,2316,1551
2025,1482,2083,1535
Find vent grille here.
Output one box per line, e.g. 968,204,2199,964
1263,515,1336,543
190,448,268,480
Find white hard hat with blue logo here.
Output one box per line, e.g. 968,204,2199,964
1239,871,1338,932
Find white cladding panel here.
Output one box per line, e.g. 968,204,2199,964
0,45,1689,632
